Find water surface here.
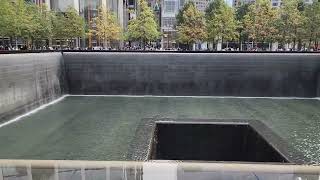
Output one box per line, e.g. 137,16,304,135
0,96,319,164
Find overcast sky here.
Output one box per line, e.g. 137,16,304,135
226,0,233,6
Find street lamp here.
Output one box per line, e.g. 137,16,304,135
154,1,161,49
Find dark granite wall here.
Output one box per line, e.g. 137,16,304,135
0,53,66,122
63,52,320,97
317,72,320,96
1,52,319,123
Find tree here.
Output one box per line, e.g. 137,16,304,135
0,0,15,47
304,1,320,50
11,0,32,48
93,6,122,48
277,0,306,50
126,0,160,49
236,3,250,50
176,2,206,50
205,0,239,50
243,0,278,49
52,7,85,48
26,4,52,49
64,7,85,48
52,12,67,42
176,1,194,26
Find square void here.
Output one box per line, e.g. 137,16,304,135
149,122,288,163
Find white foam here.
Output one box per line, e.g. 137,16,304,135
0,95,68,128
68,94,319,100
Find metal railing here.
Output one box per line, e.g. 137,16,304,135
0,160,319,180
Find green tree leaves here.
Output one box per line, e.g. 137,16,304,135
126,0,160,48
26,4,52,47
176,2,206,49
205,0,239,48
0,0,85,49
52,7,85,47
176,0,320,51
304,1,320,49
64,7,85,40
243,0,278,45
277,0,305,48
92,6,122,48
0,0,15,40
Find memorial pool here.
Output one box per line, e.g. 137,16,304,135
0,96,319,164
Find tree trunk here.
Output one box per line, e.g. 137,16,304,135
212,39,215,51
9,37,12,49
1,36,4,48
309,38,312,50
15,37,18,50
239,35,242,51
221,38,224,50
298,39,302,51
31,38,34,50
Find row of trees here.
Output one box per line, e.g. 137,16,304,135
177,0,320,50
93,0,161,49
0,0,160,49
0,0,84,49
1,0,318,50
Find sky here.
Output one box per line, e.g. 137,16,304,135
226,0,233,6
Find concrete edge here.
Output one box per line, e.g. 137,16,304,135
67,95,320,100
0,159,319,174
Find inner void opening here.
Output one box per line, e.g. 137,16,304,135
149,122,289,163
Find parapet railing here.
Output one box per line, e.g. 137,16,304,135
0,160,319,180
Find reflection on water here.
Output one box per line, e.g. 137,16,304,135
32,168,54,180
0,162,319,180
1,167,29,180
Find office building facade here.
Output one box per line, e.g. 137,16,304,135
30,0,51,9
160,0,213,49
232,0,313,7
49,0,125,48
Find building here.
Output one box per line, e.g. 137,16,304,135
272,0,313,7
161,0,181,49
49,0,125,48
160,0,215,49
30,0,51,9
233,0,254,6
50,0,79,12
233,0,240,7
107,0,125,48
233,0,313,7
193,0,210,12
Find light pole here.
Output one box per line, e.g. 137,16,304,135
154,1,161,49
163,34,168,49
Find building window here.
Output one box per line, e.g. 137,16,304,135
164,1,176,13
162,17,176,28
180,0,185,7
